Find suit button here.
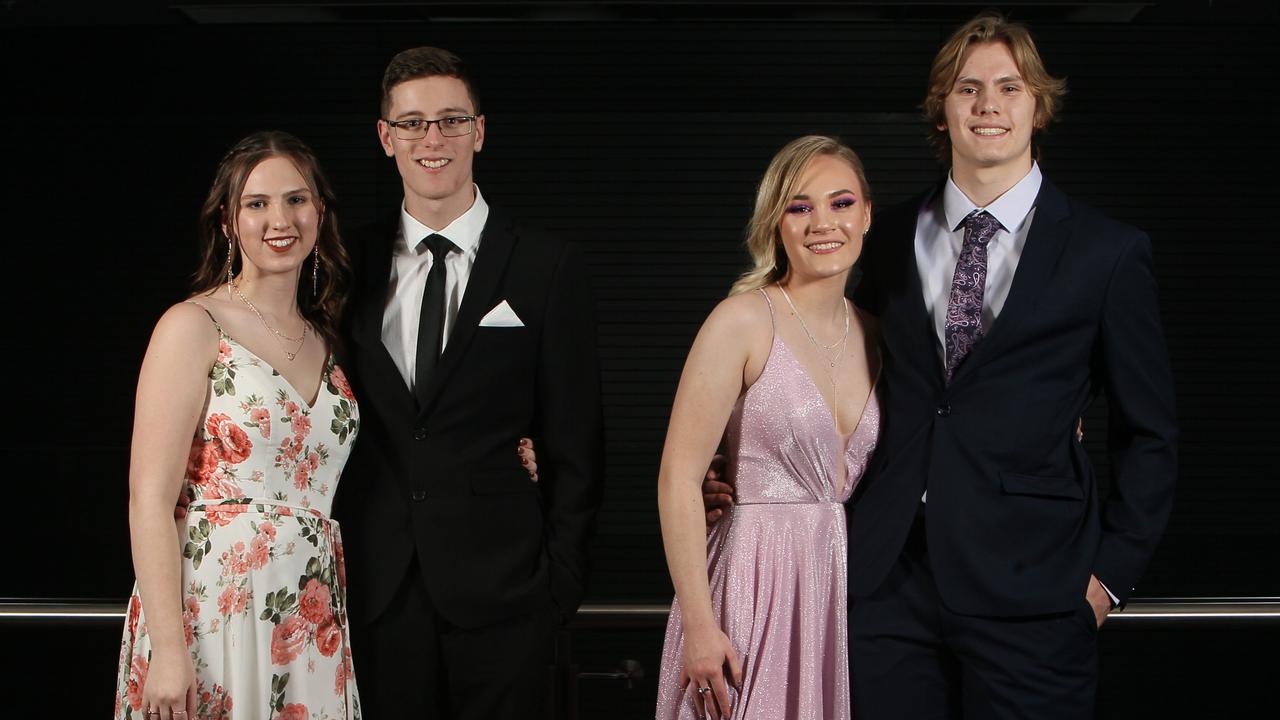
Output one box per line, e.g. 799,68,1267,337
936,404,951,417
413,426,428,440
410,490,426,502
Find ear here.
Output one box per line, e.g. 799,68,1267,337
472,114,486,153
376,119,395,157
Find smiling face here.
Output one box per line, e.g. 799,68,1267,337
777,154,871,283
941,41,1038,178
377,74,485,227
230,155,322,280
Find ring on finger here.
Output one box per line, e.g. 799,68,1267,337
697,686,712,694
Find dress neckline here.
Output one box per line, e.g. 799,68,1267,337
219,329,332,410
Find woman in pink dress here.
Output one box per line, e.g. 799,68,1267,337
114,132,361,720
656,136,881,720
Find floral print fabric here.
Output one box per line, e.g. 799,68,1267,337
115,310,361,719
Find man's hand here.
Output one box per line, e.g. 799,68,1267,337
1086,574,1111,628
701,454,733,525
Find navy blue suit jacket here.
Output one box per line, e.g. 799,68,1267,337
849,176,1177,616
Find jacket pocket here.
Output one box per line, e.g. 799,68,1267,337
470,466,539,496
999,471,1083,500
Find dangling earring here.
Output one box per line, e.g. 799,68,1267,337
225,232,235,299
312,245,320,297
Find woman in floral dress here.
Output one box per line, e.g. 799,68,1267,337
114,131,361,720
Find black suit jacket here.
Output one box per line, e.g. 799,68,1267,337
849,177,1177,616
334,206,604,629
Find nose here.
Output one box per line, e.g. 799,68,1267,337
268,202,290,229
976,88,1000,115
811,205,837,233
421,120,447,145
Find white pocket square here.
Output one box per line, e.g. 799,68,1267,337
479,299,524,327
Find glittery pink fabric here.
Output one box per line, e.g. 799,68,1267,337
655,327,881,719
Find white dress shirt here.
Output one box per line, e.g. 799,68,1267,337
914,162,1042,362
381,186,490,393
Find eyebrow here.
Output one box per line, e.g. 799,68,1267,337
957,74,1023,85
394,107,471,119
241,188,311,199
791,189,858,200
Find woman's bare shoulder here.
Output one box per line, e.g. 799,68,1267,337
703,289,774,339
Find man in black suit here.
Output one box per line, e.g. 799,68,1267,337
335,47,604,719
844,14,1177,719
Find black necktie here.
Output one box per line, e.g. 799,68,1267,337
415,233,457,403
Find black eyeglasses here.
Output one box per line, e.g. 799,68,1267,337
383,115,477,140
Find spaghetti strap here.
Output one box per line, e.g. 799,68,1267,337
757,286,777,328
184,300,225,335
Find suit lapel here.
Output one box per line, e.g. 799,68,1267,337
346,214,419,413
950,177,1073,383
875,189,946,387
416,208,518,415
350,214,399,348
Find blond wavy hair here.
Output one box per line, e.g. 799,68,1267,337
729,136,871,296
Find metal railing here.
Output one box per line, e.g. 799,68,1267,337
4,598,1280,627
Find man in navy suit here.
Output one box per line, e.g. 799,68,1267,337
700,13,1177,718
844,14,1177,718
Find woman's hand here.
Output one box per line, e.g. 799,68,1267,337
679,624,743,719
141,649,197,720
517,437,539,482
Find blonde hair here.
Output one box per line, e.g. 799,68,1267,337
923,12,1068,162
729,136,871,296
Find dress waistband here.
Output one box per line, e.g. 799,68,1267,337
187,497,332,521
735,499,842,507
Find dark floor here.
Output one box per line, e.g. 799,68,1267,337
5,617,1272,717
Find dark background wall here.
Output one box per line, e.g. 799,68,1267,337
2,0,1277,716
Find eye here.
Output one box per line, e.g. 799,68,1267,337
1004,85,1022,93
443,117,463,127
959,86,977,95
785,203,813,215
288,195,309,205
832,197,857,210
400,119,424,130
245,200,265,210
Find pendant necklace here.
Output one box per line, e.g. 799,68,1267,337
230,280,308,361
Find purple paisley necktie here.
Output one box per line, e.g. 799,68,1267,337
944,209,1002,382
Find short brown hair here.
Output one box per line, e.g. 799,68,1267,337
380,46,480,117
923,13,1067,162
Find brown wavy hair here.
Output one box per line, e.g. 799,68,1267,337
730,136,872,296
923,12,1068,162
192,131,351,352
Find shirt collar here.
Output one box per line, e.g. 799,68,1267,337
398,184,490,254
942,161,1042,234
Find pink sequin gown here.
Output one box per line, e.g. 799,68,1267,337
656,292,880,720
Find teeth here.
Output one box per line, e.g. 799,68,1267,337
808,242,843,251
973,127,1008,136
267,238,295,248
418,158,450,169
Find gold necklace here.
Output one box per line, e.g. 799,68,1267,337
229,281,308,361
778,283,850,426
777,283,850,366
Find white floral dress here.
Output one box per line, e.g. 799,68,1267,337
115,306,361,720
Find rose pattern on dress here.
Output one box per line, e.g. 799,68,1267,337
114,321,360,719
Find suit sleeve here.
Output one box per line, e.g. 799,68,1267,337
536,242,605,619
1093,230,1178,606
